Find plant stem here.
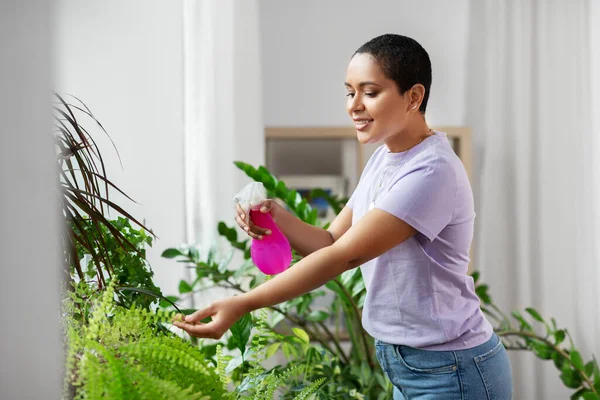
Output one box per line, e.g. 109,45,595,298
332,279,374,368
497,330,596,392
315,320,350,365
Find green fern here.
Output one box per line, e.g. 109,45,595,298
294,377,327,400
63,280,227,400
216,345,231,392
263,365,306,400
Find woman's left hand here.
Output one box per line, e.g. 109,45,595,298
172,296,249,339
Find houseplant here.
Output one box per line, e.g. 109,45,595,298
57,96,324,399
163,161,600,399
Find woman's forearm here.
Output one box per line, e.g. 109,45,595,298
239,244,350,313
272,204,334,257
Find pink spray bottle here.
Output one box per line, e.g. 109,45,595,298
234,183,292,275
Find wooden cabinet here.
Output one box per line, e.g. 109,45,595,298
265,126,473,194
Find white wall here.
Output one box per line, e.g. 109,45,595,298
1,1,62,398
591,0,600,349
54,1,186,296
259,0,470,127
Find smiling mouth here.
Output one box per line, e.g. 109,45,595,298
354,119,373,130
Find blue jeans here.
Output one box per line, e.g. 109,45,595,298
375,333,512,399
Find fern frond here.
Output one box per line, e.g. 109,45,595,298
84,279,116,342
293,377,327,400
216,345,230,389
128,367,210,400
119,335,226,397
263,365,305,399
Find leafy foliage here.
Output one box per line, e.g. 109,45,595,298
472,273,600,398
55,93,154,289
71,216,163,310
63,280,226,400
162,161,598,398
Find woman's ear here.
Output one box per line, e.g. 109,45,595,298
408,84,426,111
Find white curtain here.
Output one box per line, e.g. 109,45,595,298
182,0,265,307
467,1,599,399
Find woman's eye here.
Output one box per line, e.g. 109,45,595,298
346,93,355,98
365,92,377,97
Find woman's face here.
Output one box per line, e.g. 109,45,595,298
345,53,415,144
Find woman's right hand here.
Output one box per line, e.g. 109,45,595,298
235,200,277,240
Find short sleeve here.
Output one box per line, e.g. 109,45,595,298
376,157,456,241
346,191,355,209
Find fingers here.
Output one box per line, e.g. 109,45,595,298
172,306,221,339
172,320,224,339
186,323,225,339
259,199,273,213
185,306,214,323
234,202,272,240
172,304,228,340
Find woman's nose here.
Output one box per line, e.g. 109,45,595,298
348,95,365,113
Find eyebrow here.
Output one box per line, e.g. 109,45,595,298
344,81,382,88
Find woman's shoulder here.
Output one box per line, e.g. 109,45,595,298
410,133,463,171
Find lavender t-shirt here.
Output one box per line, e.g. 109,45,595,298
346,131,492,351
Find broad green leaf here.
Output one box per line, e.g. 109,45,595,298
268,311,285,328
360,361,372,382
218,222,228,236
292,327,310,344
560,368,583,389
475,284,492,305
282,342,292,359
225,355,244,374
325,280,344,295
582,393,600,400
531,342,554,360
525,307,544,323
257,166,277,190
229,313,253,355
287,190,298,207
159,295,179,308
340,268,357,287
161,248,183,259
307,208,318,225
351,278,366,298
265,343,281,358
471,271,480,283
178,280,192,294
234,161,256,178
275,180,287,197
570,387,588,400
512,311,533,330
585,361,596,378
555,330,566,345
306,310,329,322
571,350,585,371
297,295,313,315
297,201,308,219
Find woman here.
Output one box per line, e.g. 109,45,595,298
174,34,513,399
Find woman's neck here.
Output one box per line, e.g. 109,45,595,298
385,119,432,153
